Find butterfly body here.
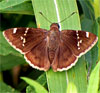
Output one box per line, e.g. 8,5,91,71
47,23,60,63
3,23,98,72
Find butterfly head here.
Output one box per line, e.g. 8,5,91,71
50,23,60,29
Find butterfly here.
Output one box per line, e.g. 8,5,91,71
3,23,98,72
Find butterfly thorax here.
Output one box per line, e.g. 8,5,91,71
47,24,60,63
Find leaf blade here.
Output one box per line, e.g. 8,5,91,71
0,0,30,10
87,61,100,93
0,81,19,93
0,2,34,15
21,77,48,93
32,0,87,93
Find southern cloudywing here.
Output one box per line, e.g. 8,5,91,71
3,23,98,72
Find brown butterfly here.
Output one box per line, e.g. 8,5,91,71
3,23,98,72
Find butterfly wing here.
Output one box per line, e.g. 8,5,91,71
25,39,50,71
3,28,48,54
3,28,50,71
51,41,77,71
61,30,98,57
52,30,98,71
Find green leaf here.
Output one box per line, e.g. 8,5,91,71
67,57,87,92
0,54,25,71
46,69,67,93
32,0,87,93
0,31,20,56
17,72,46,91
26,85,35,93
0,81,19,93
87,61,100,93
98,17,100,61
91,0,100,18
0,72,3,81
21,77,48,93
0,2,34,15
79,0,95,20
36,73,47,86
0,0,30,10
99,90,100,93
66,82,77,93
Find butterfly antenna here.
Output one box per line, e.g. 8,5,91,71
39,12,52,24
58,11,77,23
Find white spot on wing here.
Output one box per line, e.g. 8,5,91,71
76,30,79,37
22,44,25,47
77,42,80,46
77,36,79,39
76,30,80,39
20,36,23,40
24,33,26,36
13,28,17,34
80,40,82,43
24,28,29,36
26,28,29,33
86,32,89,38
78,47,80,50
23,38,26,43
76,30,80,50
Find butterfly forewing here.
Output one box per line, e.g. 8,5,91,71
61,30,98,57
3,28,48,54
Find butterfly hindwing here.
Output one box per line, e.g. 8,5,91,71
24,39,50,71
51,41,77,71
3,28,48,54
